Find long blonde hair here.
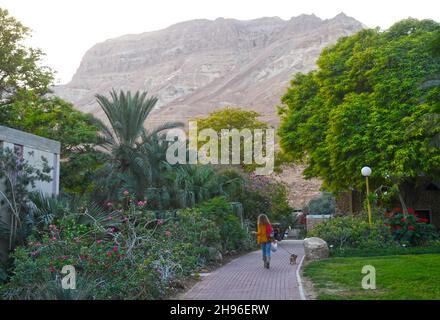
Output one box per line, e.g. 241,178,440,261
258,214,270,225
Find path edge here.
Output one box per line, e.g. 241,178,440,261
296,255,306,300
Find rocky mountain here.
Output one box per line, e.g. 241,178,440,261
54,13,364,127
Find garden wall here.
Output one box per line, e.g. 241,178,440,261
0,125,61,262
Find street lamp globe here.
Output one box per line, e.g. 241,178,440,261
361,166,372,177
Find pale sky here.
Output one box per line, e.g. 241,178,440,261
1,0,439,84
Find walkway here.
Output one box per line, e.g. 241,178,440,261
183,240,305,300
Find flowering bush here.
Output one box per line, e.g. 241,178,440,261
383,208,439,245
0,192,253,299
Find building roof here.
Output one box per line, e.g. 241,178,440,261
0,125,61,154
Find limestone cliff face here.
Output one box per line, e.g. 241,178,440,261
54,13,363,125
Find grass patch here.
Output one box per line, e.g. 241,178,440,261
330,245,440,258
304,254,440,300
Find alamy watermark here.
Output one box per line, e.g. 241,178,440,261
361,265,376,290
165,121,275,175
61,265,76,290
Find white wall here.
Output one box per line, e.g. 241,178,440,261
23,146,60,195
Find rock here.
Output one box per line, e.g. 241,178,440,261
53,14,363,128
303,237,329,261
208,247,223,263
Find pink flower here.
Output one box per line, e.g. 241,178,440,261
113,246,118,252
49,264,55,273
106,202,113,207
165,230,171,237
157,219,164,225
63,256,68,260
106,251,112,257
137,200,145,206
123,190,129,196
96,240,103,244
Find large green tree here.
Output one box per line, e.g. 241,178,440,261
0,8,53,103
194,107,270,171
278,19,440,196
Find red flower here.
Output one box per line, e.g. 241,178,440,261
106,251,112,257
419,218,429,223
408,226,415,231
49,264,55,273
407,208,414,215
113,246,118,252
165,230,171,237
395,225,403,230
401,218,407,223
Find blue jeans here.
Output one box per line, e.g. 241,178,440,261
261,242,271,258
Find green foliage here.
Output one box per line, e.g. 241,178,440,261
197,197,249,252
309,215,395,252
305,192,336,215
194,107,270,172
278,19,440,192
0,8,53,103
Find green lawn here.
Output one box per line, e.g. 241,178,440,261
303,254,440,300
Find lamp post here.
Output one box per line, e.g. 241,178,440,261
361,166,373,227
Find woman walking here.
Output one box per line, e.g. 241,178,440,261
254,214,273,269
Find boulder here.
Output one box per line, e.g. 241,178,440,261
303,237,329,261
208,247,223,263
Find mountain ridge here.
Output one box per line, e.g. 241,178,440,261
53,13,364,126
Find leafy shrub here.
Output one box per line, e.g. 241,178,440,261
197,197,251,252
309,215,395,251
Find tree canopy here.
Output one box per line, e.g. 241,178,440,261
194,107,269,171
278,19,440,193
0,8,53,103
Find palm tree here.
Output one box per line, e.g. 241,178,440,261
92,90,183,199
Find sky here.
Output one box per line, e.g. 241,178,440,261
1,0,439,84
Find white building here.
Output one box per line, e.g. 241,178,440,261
0,125,60,261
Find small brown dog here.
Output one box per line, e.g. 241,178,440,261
290,254,298,265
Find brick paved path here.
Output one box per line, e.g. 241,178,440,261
183,240,305,300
